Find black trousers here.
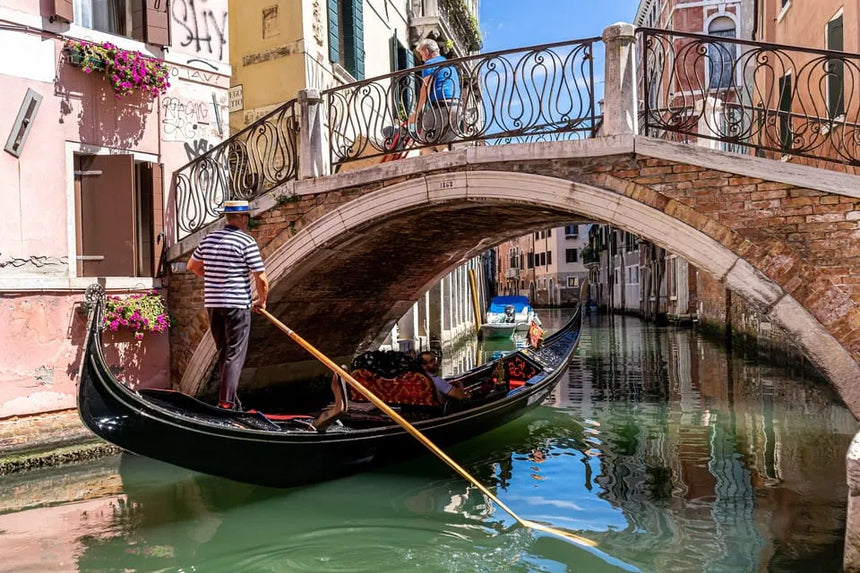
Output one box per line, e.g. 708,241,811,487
207,307,251,406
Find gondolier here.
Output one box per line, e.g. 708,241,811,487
186,200,268,410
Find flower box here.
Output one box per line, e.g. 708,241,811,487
64,39,170,99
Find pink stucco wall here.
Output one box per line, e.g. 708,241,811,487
0,291,170,417
0,0,229,418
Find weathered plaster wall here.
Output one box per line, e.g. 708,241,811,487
0,0,228,417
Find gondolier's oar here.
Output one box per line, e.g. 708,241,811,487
259,308,597,549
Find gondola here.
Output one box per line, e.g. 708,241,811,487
78,285,583,488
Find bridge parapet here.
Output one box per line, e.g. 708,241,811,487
171,23,860,239
638,27,860,167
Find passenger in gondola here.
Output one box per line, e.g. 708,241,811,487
417,351,469,405
186,200,269,411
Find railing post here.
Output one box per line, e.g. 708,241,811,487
601,22,638,137
697,96,724,149
299,88,326,179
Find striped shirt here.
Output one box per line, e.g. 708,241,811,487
192,225,265,308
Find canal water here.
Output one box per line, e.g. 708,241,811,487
0,311,856,572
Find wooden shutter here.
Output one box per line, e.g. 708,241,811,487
77,154,136,277
51,0,74,23
143,0,171,47
343,0,364,79
328,0,340,63
827,16,844,118
150,163,165,277
136,162,165,277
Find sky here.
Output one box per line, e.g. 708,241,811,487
477,1,642,118
479,0,643,52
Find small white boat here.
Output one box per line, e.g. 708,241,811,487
481,296,539,339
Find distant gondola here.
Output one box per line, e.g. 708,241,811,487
78,285,582,488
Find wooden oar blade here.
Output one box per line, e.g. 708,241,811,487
520,519,599,547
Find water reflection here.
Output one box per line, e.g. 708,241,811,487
0,313,856,572
557,314,857,571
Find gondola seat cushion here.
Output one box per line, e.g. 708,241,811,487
504,355,540,386
348,369,441,407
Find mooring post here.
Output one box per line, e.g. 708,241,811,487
845,433,860,571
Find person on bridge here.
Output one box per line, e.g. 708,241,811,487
418,351,469,405
411,38,461,153
186,200,269,411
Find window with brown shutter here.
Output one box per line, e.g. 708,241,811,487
75,0,169,44
51,0,75,23
74,154,163,278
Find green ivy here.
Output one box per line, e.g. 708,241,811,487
440,0,482,52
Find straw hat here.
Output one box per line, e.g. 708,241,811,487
219,200,255,214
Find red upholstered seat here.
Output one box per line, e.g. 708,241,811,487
348,369,442,408
505,355,539,383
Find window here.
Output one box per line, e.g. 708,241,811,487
66,0,170,45
708,17,736,90
567,276,579,288
546,228,552,237
565,224,579,237
527,252,534,268
827,15,845,118
547,251,552,265
540,252,546,266
391,31,415,112
328,0,365,79
520,253,524,269
74,0,128,36
566,248,578,263
779,73,793,150
625,232,637,252
74,154,164,277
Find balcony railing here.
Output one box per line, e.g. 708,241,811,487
325,37,599,169
174,99,299,237
638,27,860,167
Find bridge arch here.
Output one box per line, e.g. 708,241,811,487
179,169,860,415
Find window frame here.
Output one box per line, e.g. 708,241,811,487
64,142,163,289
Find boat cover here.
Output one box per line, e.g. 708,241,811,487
488,295,531,313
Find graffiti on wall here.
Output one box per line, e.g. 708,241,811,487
162,96,211,142
172,0,228,61
183,138,214,161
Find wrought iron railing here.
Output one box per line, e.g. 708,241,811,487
325,37,599,168
638,27,860,166
174,99,299,236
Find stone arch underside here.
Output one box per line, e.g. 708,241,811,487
180,170,860,417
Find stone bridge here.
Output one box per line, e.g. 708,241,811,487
165,25,860,416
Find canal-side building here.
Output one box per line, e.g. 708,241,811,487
0,0,230,418
528,225,591,307
584,225,698,321
753,0,858,171
494,224,590,307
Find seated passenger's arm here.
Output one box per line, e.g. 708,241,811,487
445,380,469,400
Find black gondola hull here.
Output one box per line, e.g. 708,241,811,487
78,299,581,488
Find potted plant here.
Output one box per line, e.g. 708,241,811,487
103,290,171,340
64,39,170,99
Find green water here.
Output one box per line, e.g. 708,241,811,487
0,312,855,572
